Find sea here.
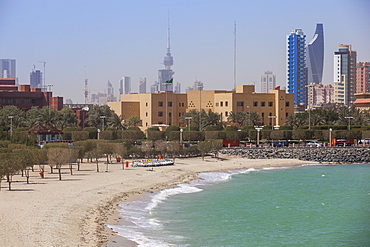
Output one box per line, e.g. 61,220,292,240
108,164,370,247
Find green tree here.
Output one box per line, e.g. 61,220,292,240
87,105,117,130
0,105,25,130
56,107,78,129
126,116,141,127
39,106,58,125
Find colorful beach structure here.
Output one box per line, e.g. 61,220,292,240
132,159,174,167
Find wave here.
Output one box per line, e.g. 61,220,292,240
107,163,322,246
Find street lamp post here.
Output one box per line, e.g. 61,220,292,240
185,117,192,131
180,128,183,144
47,84,53,120
8,116,14,137
247,105,250,126
344,117,354,130
329,128,333,147
199,86,204,131
255,127,262,147
268,116,277,130
100,116,106,131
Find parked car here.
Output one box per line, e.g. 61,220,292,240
269,141,282,147
358,138,370,144
280,141,289,147
335,139,351,146
306,141,323,147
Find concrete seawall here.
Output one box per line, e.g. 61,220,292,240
220,147,370,163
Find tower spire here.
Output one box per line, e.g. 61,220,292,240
163,11,173,69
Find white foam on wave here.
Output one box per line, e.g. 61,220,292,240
146,184,203,211
109,167,267,246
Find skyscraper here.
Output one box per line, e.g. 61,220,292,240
261,70,276,93
107,80,116,102
139,78,146,94
0,59,16,79
30,70,42,88
287,29,307,106
159,17,174,91
307,24,324,84
333,45,357,105
356,62,370,94
120,76,131,94
150,81,159,93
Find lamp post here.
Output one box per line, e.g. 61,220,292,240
180,128,183,144
199,86,204,131
255,127,262,147
185,117,192,131
100,116,106,131
8,116,14,137
47,84,53,120
247,105,250,126
344,117,354,130
97,129,101,140
329,128,333,147
268,116,276,130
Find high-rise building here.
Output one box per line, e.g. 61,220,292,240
261,71,276,93
120,76,131,94
139,78,146,94
287,29,307,105
150,81,159,93
307,24,324,84
333,45,357,105
30,70,42,88
174,82,181,93
0,59,16,79
315,83,333,106
159,18,174,91
194,81,204,91
107,80,116,102
356,62,370,94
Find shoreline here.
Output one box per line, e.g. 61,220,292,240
101,155,316,246
0,155,316,247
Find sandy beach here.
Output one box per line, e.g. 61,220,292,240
0,155,313,246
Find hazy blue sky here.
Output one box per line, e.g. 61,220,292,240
1,0,369,103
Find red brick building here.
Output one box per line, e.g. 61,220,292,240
0,78,63,111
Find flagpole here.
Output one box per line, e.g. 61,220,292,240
166,83,168,127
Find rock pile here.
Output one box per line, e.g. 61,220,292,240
220,147,370,163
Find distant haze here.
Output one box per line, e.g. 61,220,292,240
0,0,369,103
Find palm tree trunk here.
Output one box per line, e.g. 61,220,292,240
58,168,62,180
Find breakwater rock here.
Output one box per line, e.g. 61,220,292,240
220,147,370,163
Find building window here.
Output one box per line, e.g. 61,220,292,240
179,113,181,117
286,101,290,107
179,103,181,107
158,101,163,107
225,101,228,107
146,102,148,107
216,103,219,107
225,111,228,117
169,112,172,117
182,103,185,107
262,113,264,118
237,101,244,107
261,101,265,107
146,112,148,117
286,113,289,117
168,101,172,107
158,111,163,117
268,102,273,107
253,101,258,107
220,101,223,107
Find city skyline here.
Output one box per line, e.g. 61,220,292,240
0,0,369,103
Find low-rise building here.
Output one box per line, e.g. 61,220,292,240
108,84,294,129
0,78,63,110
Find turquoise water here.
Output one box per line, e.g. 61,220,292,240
110,164,370,246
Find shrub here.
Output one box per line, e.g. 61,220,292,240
72,131,89,141
183,131,205,141
224,125,238,131
167,131,180,141
205,125,221,131
122,130,145,140
100,131,113,140
83,127,98,139
147,131,164,141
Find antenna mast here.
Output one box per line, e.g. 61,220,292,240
233,21,237,91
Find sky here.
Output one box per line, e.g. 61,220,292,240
1,0,369,103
